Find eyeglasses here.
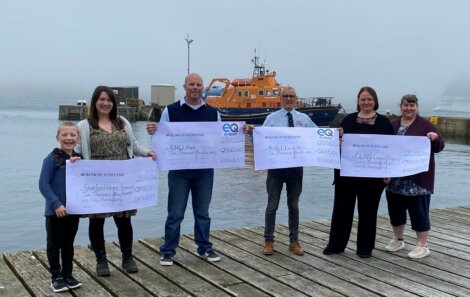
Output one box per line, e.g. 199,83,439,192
281,95,296,99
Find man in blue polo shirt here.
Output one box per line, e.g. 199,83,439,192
147,73,221,266
245,86,317,256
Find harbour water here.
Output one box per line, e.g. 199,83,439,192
1,98,469,254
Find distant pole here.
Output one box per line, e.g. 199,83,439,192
185,34,193,75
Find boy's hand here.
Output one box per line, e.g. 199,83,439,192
69,156,81,163
55,205,67,218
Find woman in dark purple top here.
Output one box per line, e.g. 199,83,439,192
384,94,445,259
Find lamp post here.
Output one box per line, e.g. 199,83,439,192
185,34,193,75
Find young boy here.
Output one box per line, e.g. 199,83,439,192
39,122,82,293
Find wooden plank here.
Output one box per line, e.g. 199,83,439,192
433,207,470,219
178,234,311,297
295,223,470,297
317,218,470,280
3,251,73,297
311,215,470,268
447,206,470,215
135,238,232,297
307,219,470,290
458,206,470,212
428,212,470,229
215,229,376,297
374,216,470,262
364,223,470,282
156,236,249,286
239,226,442,297
428,210,470,229
193,233,292,278
377,217,470,245
379,213,470,240
153,236,269,297
222,283,269,297
32,249,113,297
422,217,470,240
377,214,470,248
5,206,470,297
429,210,470,224
105,242,189,297
0,256,30,297
372,219,470,272
72,245,152,297
327,215,470,273
209,230,345,297
429,213,470,232
429,216,470,235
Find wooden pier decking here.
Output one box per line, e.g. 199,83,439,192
2,206,470,297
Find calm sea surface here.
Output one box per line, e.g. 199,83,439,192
1,98,469,254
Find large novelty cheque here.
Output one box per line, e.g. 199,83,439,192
153,122,245,170
65,158,158,214
340,134,430,177
253,127,341,170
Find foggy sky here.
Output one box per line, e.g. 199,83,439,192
1,0,470,113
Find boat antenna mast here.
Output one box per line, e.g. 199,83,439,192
251,49,266,77
185,34,194,75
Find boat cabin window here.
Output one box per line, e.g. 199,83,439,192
245,91,249,97
237,90,242,97
258,90,264,96
273,90,279,95
266,90,272,96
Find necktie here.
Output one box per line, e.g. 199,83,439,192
287,112,294,127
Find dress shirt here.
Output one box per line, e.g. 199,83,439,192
263,108,317,128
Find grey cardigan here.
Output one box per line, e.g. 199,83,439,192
75,116,149,160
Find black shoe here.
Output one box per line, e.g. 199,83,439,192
93,247,110,276
51,277,69,293
159,254,174,266
357,250,372,258
200,250,221,262
96,259,110,276
64,275,82,289
323,245,343,255
122,256,139,273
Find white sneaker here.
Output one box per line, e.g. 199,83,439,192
408,242,430,259
385,238,405,252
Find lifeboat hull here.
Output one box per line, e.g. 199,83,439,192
217,106,341,126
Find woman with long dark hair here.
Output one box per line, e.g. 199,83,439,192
76,86,155,276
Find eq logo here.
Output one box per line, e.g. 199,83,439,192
317,128,334,138
222,123,239,134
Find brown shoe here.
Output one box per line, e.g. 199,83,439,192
263,242,274,255
289,242,304,255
